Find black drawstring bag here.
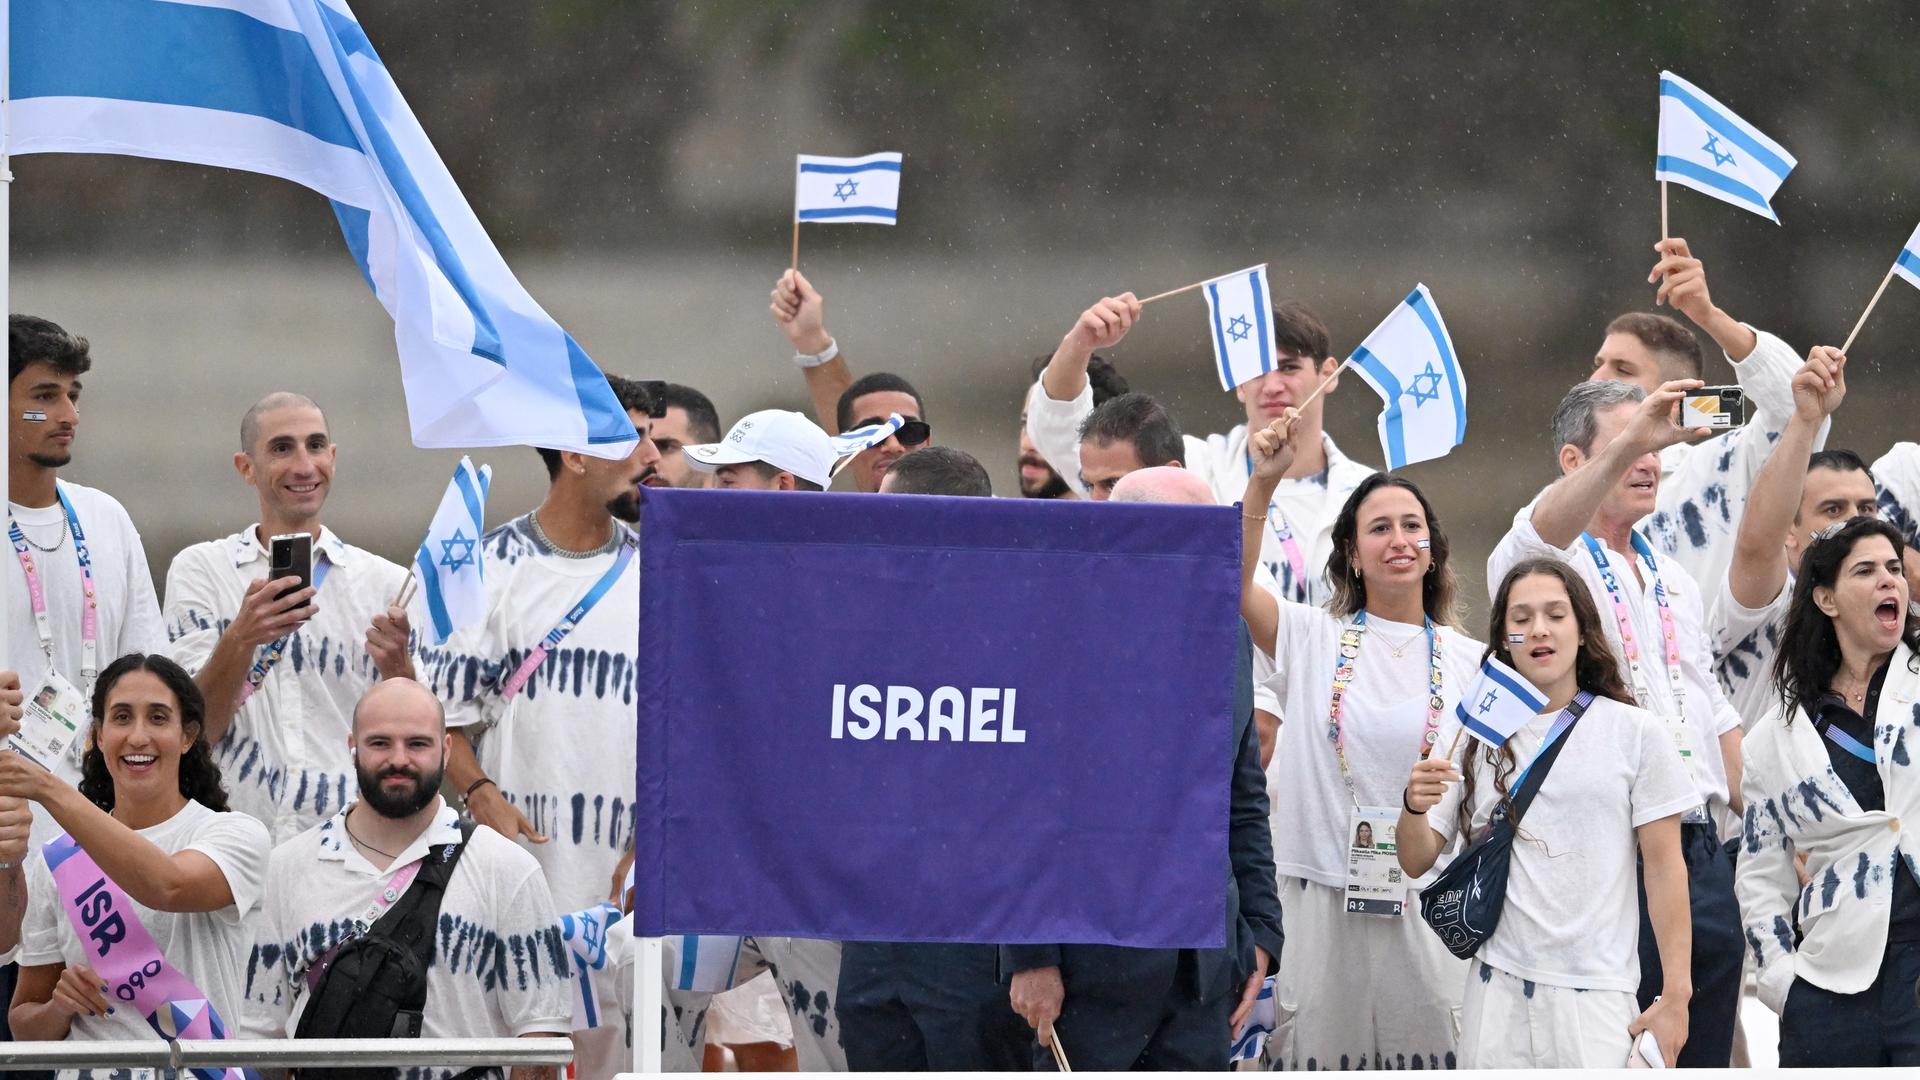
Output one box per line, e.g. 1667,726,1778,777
1418,692,1591,960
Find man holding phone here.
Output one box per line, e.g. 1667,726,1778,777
161,391,416,843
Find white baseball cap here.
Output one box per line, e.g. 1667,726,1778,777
682,410,904,489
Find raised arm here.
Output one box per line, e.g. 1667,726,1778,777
1531,379,1708,549
771,269,854,434
1239,413,1300,659
1039,294,1140,405
1729,348,1845,610
1650,238,1757,362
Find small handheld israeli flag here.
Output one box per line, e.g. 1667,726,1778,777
1229,974,1277,1062
412,457,491,644
1454,656,1550,750
1200,264,1279,392
1656,72,1797,223
559,902,625,1030
1349,285,1467,470
664,934,746,993
795,152,904,224
1891,222,1920,292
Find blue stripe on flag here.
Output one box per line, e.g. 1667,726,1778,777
1458,707,1510,747
1351,346,1408,469
1406,289,1466,442
1659,79,1793,180
14,0,360,150
678,935,699,990
562,335,638,446
332,203,378,294
798,160,903,174
453,464,488,536
1207,282,1236,389
1249,270,1273,376
413,541,455,642
576,963,600,1029
797,206,899,221
1481,663,1549,713
1655,156,1777,220
1897,250,1920,282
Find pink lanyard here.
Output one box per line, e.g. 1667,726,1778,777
1326,611,1444,804
1581,531,1687,714
1245,449,1310,601
7,484,99,682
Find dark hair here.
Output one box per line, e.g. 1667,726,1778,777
883,446,992,497
1030,354,1131,407
80,654,230,814
1077,392,1183,468
1808,448,1873,480
1455,559,1635,842
1325,473,1460,626
1604,312,1704,380
836,373,925,433
10,315,91,385
741,460,823,492
537,374,662,479
656,382,721,444
1773,518,1919,724
1272,300,1333,362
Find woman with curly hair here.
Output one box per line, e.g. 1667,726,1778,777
3,653,268,1069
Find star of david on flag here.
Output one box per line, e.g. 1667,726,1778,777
1452,656,1549,751
412,456,492,644
1889,220,1920,292
1199,264,1278,391
1348,285,1467,470
1656,71,1797,223
795,152,903,224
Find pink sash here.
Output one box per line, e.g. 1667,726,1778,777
45,832,252,1080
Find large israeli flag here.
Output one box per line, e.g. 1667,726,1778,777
411,456,490,645
1348,285,1466,470
1892,222,1920,291
10,0,639,458
1452,656,1550,751
1200,264,1277,392
795,152,903,224
1656,71,1797,224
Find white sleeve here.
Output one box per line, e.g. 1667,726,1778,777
238,850,295,1039
117,512,168,657
184,811,272,924
1024,380,1092,499
1629,711,1703,826
1485,508,1571,604
492,854,574,1036
1874,442,1920,551
1733,735,1802,1014
1727,326,1801,426
18,851,63,967
160,547,225,673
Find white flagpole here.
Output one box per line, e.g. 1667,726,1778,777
2,0,14,667
635,935,664,1072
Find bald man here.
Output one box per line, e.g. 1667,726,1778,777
163,392,418,843
242,679,569,1074
1110,465,1216,505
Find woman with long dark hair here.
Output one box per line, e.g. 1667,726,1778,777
2,653,268,1068
1736,517,1920,1066
1239,411,1479,1069
1396,559,1696,1068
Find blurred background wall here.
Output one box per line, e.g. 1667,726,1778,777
14,0,1920,621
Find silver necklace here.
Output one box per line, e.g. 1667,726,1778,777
528,511,622,560
1372,623,1423,659
17,525,65,553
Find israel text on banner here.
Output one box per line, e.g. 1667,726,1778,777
412,456,492,644
794,152,904,224
1655,71,1797,223
1200,264,1278,392
1348,284,1467,470
11,0,639,458
1894,222,1920,291
1453,656,1550,750
631,489,1237,947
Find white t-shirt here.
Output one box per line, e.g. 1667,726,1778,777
1262,600,1485,887
1875,442,1920,553
6,483,166,842
241,799,571,1071
1429,695,1698,991
1708,573,1791,730
162,526,413,843
417,514,637,910
1489,503,1742,812
19,799,268,1075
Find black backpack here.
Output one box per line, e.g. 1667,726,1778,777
295,820,477,1077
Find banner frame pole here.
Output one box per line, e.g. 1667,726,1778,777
635,934,664,1072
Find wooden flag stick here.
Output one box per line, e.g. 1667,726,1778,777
1840,265,1896,355
1046,1025,1072,1072
790,219,801,271
1660,180,1669,244
1444,726,1465,763
1290,357,1353,414
1137,278,1210,306
390,574,417,611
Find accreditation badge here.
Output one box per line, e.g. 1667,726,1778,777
12,669,85,770
1344,806,1406,917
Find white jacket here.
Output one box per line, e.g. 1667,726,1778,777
1735,643,1920,1013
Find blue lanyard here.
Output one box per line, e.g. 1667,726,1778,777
501,538,636,700
1822,721,1877,764
7,483,100,680
235,555,334,703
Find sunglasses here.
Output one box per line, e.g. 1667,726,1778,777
852,416,931,447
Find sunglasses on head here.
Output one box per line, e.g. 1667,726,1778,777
852,416,931,447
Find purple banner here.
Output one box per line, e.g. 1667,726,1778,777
632,488,1237,948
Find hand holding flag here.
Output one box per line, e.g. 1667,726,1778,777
1453,656,1551,751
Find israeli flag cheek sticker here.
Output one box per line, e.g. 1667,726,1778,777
1416,538,1431,550
1507,634,1526,645
21,411,45,422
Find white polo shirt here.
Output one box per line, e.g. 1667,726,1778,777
241,799,571,1069
163,526,412,842
1490,502,1743,813
417,514,638,911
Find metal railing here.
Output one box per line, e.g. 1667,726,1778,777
0,1036,573,1072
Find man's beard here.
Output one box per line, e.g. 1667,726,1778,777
357,759,445,818
1018,459,1071,499
26,450,70,470
606,490,642,523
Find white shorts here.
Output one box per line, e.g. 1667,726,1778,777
1266,878,1466,1070
705,971,796,1047
1458,960,1637,1069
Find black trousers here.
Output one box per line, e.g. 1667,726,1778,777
1033,953,1231,1072
836,941,1032,1071
1778,940,1920,1066
1636,820,1742,1068
0,961,52,1080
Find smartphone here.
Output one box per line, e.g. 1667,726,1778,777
1629,1029,1666,1068
268,532,313,599
1680,385,1746,430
